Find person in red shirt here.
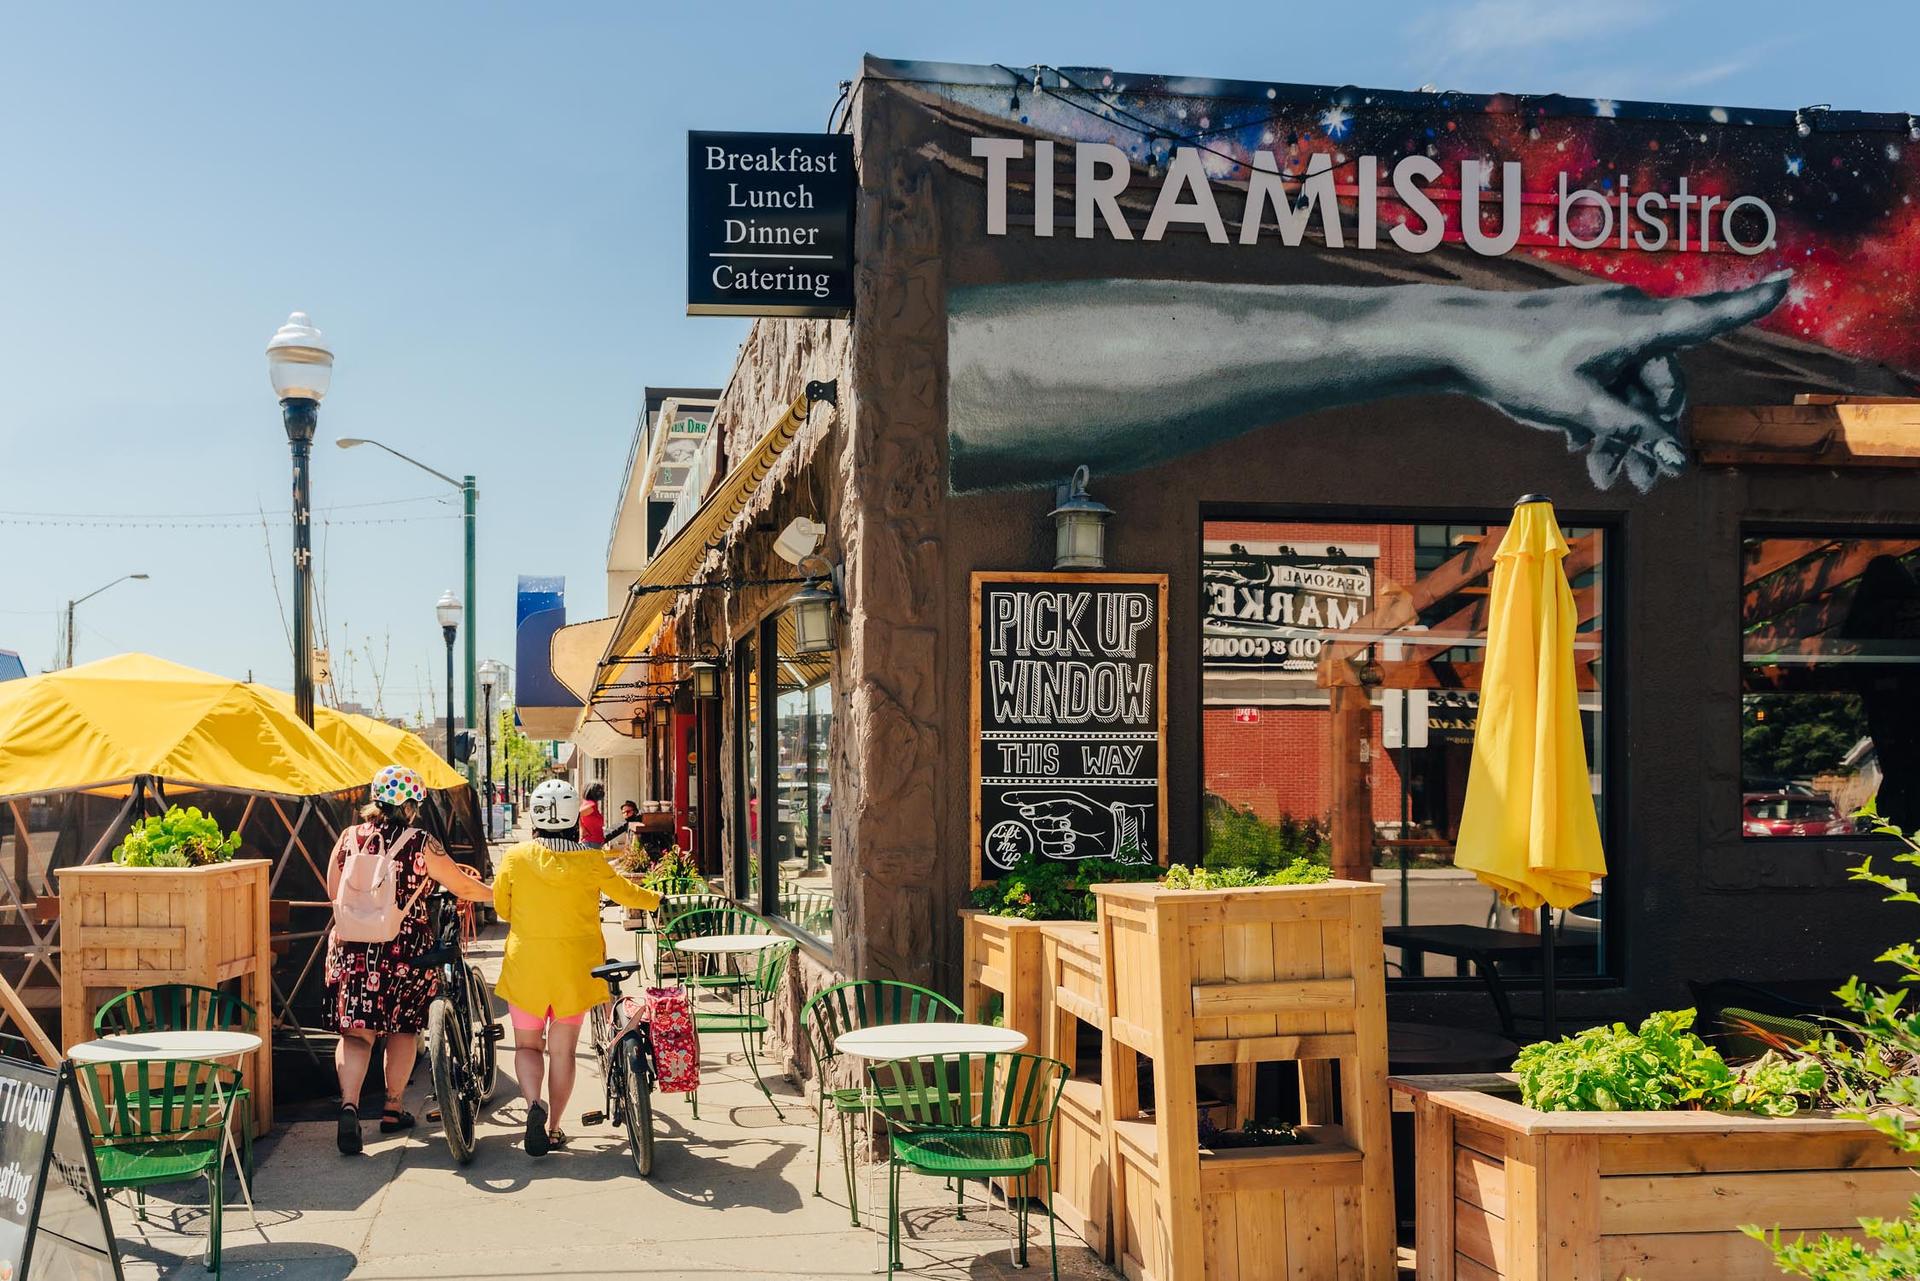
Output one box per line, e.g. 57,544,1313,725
578,783,606,846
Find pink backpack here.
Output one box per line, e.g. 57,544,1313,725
332,826,430,944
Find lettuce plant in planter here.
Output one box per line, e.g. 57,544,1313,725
968,846,1162,920
110,806,242,868
1513,1009,1821,1116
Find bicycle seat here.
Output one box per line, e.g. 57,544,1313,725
590,960,643,982
412,945,461,969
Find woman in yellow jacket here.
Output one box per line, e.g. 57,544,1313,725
493,779,659,1155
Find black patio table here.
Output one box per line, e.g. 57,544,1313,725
1383,924,1598,1040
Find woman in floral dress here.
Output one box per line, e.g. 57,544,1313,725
326,764,491,1154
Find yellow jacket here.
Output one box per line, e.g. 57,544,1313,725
491,839,660,1019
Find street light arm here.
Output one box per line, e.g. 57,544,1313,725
338,437,463,491
72,574,147,607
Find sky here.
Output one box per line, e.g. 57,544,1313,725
1,0,1915,727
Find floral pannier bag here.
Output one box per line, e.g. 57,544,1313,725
643,986,700,1094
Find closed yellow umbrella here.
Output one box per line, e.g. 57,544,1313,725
1454,497,1607,1035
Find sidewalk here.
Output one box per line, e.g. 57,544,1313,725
106,907,1117,1279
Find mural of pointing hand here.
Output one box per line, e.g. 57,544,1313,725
999,791,1152,865
947,273,1791,496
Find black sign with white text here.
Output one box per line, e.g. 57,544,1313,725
686,131,854,318
0,1059,121,1281
970,573,1167,884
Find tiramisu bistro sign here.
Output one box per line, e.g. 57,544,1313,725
686,131,854,318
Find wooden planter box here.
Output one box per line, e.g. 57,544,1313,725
1093,879,1395,1281
58,860,273,1133
1394,1073,1919,1281
959,909,1046,1043
1039,921,1110,1256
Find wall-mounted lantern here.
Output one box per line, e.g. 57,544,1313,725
1051,465,1112,570
790,569,840,656
690,660,721,700
651,698,672,731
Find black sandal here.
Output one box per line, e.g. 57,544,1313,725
337,1104,363,1155
525,1101,551,1156
379,1107,416,1134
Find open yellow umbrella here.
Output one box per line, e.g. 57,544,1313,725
1454,496,1607,1033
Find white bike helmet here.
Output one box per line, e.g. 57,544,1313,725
529,779,582,832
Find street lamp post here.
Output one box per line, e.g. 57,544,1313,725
64,574,150,669
478,657,504,838
267,313,335,726
336,438,477,767
437,591,462,765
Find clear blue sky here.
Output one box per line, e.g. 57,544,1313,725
1,1,1913,724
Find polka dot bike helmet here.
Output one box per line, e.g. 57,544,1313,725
371,764,427,808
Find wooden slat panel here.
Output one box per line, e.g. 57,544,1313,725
1456,1120,1509,1162
1285,1186,1337,1279
76,926,185,950
1191,977,1355,1016
1110,1015,1154,1056
1599,1130,1915,1176
1236,1187,1287,1279
1414,1104,1456,1281
1199,1149,1363,1194
1456,1199,1505,1275
1600,1230,1863,1281
1601,1168,1918,1235
1454,1147,1506,1218
1192,1031,1358,1066
1455,1252,1501,1281
1543,1134,1600,1281
1206,1180,1241,1281
1177,895,1356,926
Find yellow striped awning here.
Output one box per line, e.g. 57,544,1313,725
592,385,827,701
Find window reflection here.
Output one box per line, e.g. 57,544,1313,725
1741,535,1920,837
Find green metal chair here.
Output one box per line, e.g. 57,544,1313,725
867,1052,1069,1280
801,979,961,1224
645,892,733,978
689,939,796,1121
79,1057,240,1274
662,905,770,996
94,983,256,1180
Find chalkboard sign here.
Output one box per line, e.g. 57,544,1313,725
970,572,1169,885
0,1059,121,1281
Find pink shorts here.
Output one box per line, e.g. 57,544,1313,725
507,1003,585,1032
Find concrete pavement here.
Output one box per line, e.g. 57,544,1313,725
105,912,1116,1280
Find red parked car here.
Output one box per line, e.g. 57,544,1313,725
1742,792,1853,838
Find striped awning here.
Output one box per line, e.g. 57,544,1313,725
591,384,830,703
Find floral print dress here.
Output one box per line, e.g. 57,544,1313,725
324,823,440,1033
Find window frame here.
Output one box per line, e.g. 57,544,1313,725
1197,500,1628,990
1736,521,1920,847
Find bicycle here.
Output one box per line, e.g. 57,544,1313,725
418,890,503,1164
579,959,658,1177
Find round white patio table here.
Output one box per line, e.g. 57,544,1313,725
833,1022,1031,1270
832,1021,1028,1059
68,1029,262,1226
671,934,784,955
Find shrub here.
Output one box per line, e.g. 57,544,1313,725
111,806,241,868
967,847,1161,921
1203,804,1331,873
1745,823,1920,1278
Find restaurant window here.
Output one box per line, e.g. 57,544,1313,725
733,629,763,907
1741,534,1920,839
1200,516,1614,986
771,615,833,943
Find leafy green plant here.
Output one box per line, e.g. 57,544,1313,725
1744,821,1920,1278
110,806,241,868
1203,804,1331,872
636,846,704,896
1161,860,1330,891
968,847,1162,921
1198,1112,1306,1150
1513,1009,1822,1116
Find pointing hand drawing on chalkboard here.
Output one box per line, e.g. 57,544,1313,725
1001,792,1153,864
947,273,1789,495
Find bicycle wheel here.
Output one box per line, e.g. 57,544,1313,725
428,999,477,1165
619,1036,655,1177
466,964,499,1101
